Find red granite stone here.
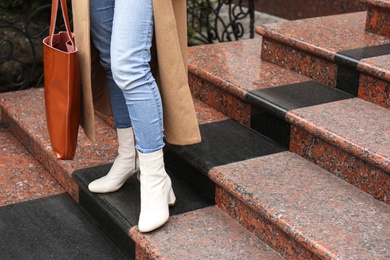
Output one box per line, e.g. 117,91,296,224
286,98,390,174
257,12,390,92
257,12,390,61
0,88,119,200
358,53,390,83
358,73,390,109
0,125,65,207
193,98,230,125
261,38,338,86
209,152,390,259
361,0,390,9
361,0,390,36
188,38,311,125
215,187,321,260
130,206,284,260
250,0,365,20
189,74,252,125
290,126,390,203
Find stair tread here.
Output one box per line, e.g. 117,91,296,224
0,88,122,198
359,54,390,82
257,12,390,62
209,151,390,260
0,125,65,206
287,97,390,173
257,11,390,84
189,38,311,99
129,206,284,260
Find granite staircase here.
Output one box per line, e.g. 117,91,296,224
1,0,390,259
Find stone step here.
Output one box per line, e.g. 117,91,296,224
0,88,120,200
188,38,390,204
257,11,390,109
361,0,390,37
209,151,390,259
0,124,65,206
130,206,284,260
0,124,129,259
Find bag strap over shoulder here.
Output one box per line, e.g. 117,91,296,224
48,0,75,48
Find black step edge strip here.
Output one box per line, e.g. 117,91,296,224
166,119,286,175
246,80,355,120
335,43,390,95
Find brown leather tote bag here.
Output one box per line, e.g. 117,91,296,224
43,0,81,159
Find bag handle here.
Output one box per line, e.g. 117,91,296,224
48,0,75,48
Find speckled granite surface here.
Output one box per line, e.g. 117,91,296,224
0,88,119,199
252,0,365,20
209,151,390,260
290,125,390,203
189,38,311,98
0,125,65,207
361,0,390,9
288,98,390,203
188,38,311,124
256,11,390,108
257,12,390,61
358,55,390,109
362,0,390,36
287,98,390,173
130,206,284,260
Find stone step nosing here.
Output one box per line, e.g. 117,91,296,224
258,23,390,84
208,161,341,260
1,106,78,199
360,0,390,9
286,109,390,174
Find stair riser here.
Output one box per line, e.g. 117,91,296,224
261,38,338,87
0,108,78,200
365,6,390,37
359,74,390,109
290,126,390,204
215,187,325,260
261,37,390,109
189,74,252,126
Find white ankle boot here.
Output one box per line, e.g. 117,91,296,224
138,149,176,233
88,127,139,193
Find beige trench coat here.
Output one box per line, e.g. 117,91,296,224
71,0,201,145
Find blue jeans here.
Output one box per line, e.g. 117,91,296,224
90,0,164,153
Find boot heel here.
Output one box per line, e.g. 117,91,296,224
168,187,176,206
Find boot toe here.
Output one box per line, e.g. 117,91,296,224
138,211,169,233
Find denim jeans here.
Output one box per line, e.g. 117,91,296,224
90,0,165,153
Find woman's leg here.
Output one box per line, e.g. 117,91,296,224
111,0,164,153
88,0,139,193
111,0,175,232
90,0,131,129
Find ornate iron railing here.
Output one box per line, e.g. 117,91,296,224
0,0,255,92
0,4,52,92
188,0,255,44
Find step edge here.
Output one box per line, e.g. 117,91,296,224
0,106,78,199
286,107,390,173
207,156,341,260
360,0,390,9
188,65,248,101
